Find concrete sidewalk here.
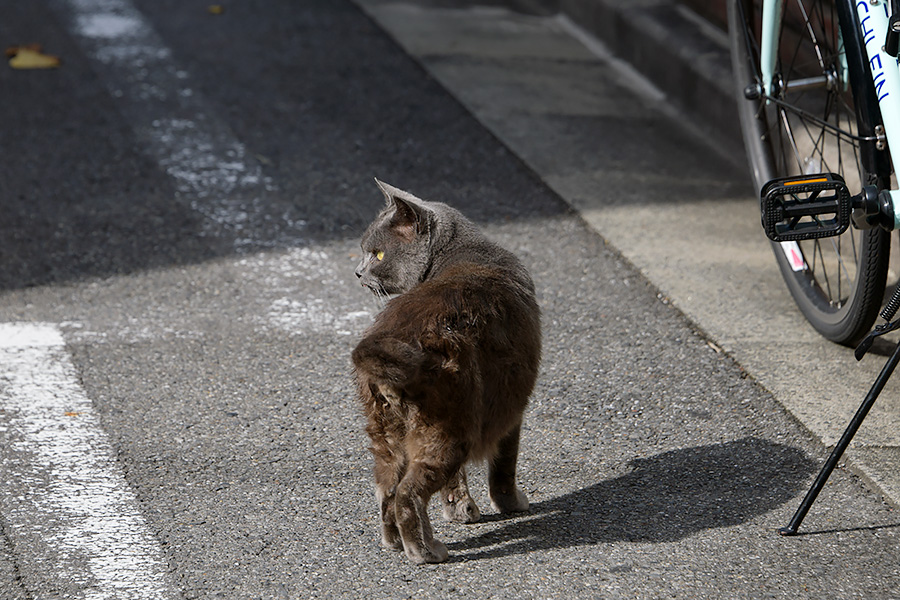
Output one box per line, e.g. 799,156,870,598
353,0,900,515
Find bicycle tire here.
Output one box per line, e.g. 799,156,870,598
727,0,891,346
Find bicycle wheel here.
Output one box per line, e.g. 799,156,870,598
727,0,891,345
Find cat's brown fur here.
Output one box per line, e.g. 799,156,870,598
352,180,541,564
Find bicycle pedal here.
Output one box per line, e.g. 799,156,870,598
761,174,853,242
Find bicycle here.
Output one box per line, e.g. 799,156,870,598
728,0,900,533
728,0,900,346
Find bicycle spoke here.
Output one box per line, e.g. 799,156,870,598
795,0,825,71
779,108,804,173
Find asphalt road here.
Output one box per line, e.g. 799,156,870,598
1,1,899,598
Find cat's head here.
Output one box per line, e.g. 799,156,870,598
355,179,437,297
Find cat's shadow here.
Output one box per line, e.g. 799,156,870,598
447,437,816,561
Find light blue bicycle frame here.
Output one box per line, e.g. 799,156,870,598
759,0,900,229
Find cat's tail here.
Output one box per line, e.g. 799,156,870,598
352,336,430,393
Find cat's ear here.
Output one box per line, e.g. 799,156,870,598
390,197,427,241
374,178,398,206
374,178,428,240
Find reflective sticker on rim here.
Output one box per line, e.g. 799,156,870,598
781,241,807,272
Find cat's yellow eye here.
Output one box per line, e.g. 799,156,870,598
375,251,384,261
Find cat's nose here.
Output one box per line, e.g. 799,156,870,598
355,256,370,279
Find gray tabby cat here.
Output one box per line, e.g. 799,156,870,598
352,179,542,563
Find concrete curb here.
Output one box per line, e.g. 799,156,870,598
521,0,744,159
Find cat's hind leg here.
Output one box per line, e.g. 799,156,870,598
394,448,464,564
440,466,481,523
372,445,405,551
488,424,529,513
375,482,403,551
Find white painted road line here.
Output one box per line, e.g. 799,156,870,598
48,0,301,248
0,323,177,600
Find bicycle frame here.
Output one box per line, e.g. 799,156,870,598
759,0,900,229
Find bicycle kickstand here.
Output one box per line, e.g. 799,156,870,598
779,287,900,536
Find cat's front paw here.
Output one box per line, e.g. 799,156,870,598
489,486,529,513
442,495,481,523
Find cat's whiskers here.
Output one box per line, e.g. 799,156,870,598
366,283,390,311
375,286,391,310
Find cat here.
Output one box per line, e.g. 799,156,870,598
351,179,541,564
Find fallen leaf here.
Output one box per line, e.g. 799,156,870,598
9,47,60,70
208,4,224,15
5,43,43,58
64,411,81,417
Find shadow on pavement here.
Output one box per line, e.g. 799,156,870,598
449,437,815,560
